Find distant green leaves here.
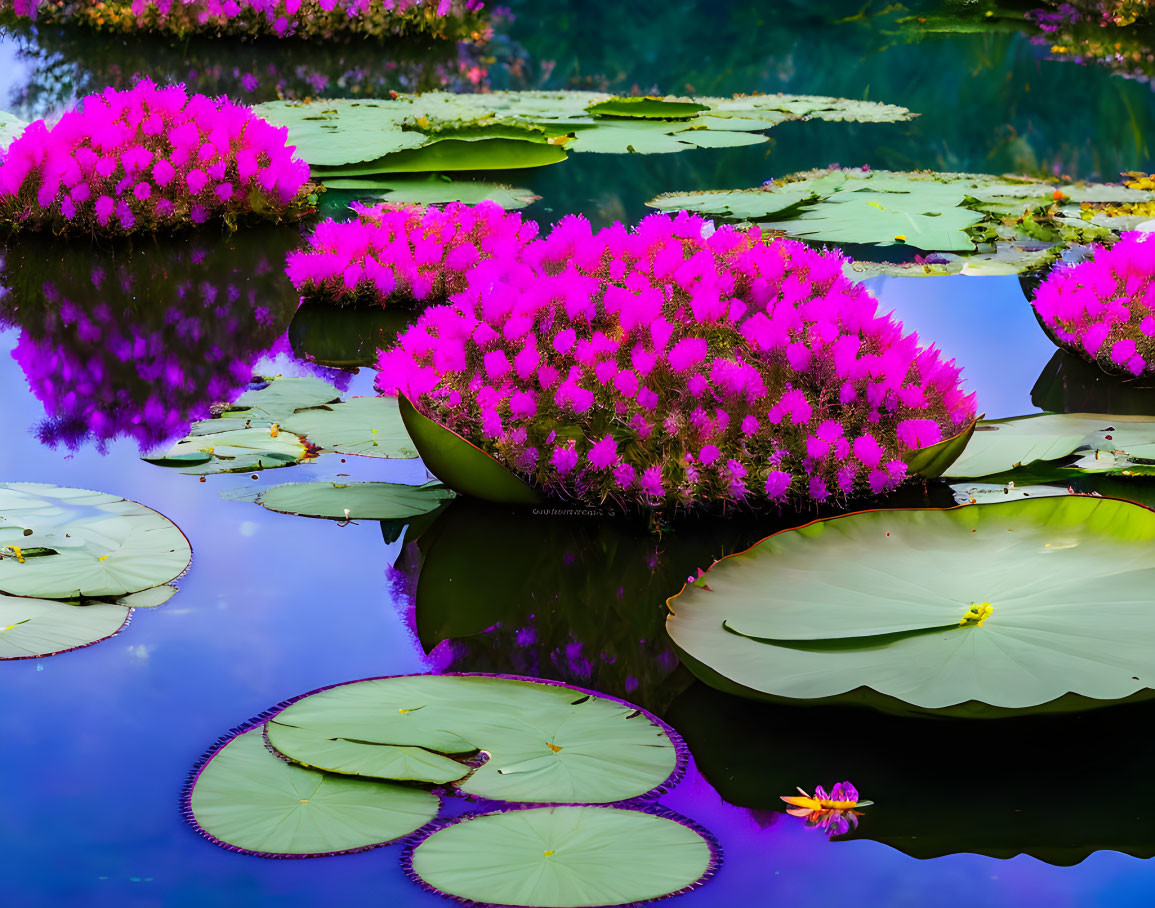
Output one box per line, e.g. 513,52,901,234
255,91,914,179
648,169,1154,269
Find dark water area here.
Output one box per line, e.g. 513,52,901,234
2,2,1155,907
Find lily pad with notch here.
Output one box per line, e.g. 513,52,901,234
279,396,417,459
186,726,440,857
666,496,1155,714
264,673,684,803
0,483,192,600
404,805,718,908
143,426,311,475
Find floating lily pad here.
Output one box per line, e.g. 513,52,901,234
113,585,178,608
945,413,1155,479
0,484,191,599
666,496,1155,712
405,805,717,908
279,396,417,459
0,109,27,148
255,100,427,167
319,177,539,210
186,727,439,857
0,594,129,659
398,396,542,504
143,426,309,475
265,674,683,803
254,93,912,177
586,96,710,119
253,481,454,521
649,169,1150,258
220,375,341,424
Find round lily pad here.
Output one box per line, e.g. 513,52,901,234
143,426,309,475
279,396,417,459
265,674,683,803
0,594,129,660
666,496,1155,712
253,481,454,521
186,726,440,858
405,805,718,908
0,484,192,599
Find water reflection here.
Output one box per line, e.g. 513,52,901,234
288,302,418,369
667,682,1155,865
1032,349,1155,414
3,14,529,118
0,229,301,452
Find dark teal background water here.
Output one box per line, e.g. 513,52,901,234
2,3,1155,905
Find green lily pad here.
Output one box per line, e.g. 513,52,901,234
906,417,977,479
254,92,912,177
220,375,341,424
945,413,1155,479
586,96,710,120
0,484,192,600
406,806,717,908
0,594,129,659
0,109,27,148
254,100,427,167
143,426,309,475
265,674,682,803
398,396,542,505
666,496,1155,712
318,177,539,210
649,169,1153,256
279,396,417,459
253,481,454,521
187,727,439,857
113,585,178,608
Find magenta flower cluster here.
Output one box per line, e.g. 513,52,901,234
8,0,483,39
286,201,539,306
0,79,311,234
1032,231,1155,376
376,205,976,511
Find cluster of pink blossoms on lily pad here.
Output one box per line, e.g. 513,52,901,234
1032,231,1155,376
0,79,312,234
286,201,539,307
377,204,976,512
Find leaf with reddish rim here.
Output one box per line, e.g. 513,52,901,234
186,727,439,858
404,805,719,908
0,594,129,660
264,673,683,803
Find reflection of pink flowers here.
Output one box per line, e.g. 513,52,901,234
781,781,871,836
0,80,311,234
286,202,539,307
376,206,976,511
1032,231,1155,376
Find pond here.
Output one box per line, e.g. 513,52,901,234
2,2,1155,907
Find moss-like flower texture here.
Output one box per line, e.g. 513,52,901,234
377,206,976,511
0,79,312,234
4,0,484,40
286,201,539,307
1032,231,1155,376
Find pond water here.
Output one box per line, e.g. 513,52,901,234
2,2,1155,907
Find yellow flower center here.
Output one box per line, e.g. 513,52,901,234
959,602,993,627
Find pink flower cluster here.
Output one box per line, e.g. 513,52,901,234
7,0,484,39
1032,231,1155,376
376,206,976,511
286,201,539,306
0,79,311,234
